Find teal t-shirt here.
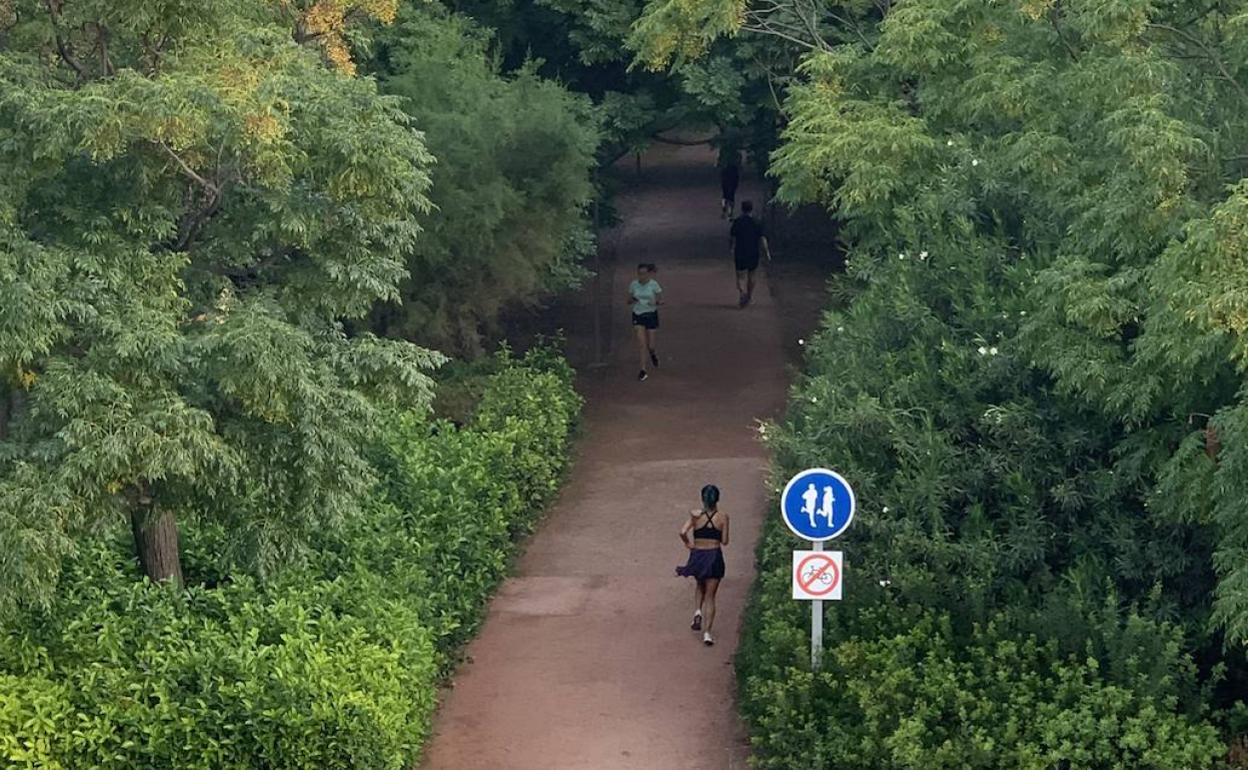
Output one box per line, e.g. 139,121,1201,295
630,279,662,315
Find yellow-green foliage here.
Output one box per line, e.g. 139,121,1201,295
0,347,580,768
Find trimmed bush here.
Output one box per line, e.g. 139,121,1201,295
736,268,1227,767
0,346,580,769
739,580,1223,769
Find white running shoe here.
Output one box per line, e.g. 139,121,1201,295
703,632,714,646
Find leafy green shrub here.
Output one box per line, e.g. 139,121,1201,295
0,346,580,768
0,541,437,770
736,259,1228,766
741,598,1222,769
0,674,72,769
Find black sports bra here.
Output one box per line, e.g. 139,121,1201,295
692,510,722,541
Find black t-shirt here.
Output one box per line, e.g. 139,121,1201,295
731,215,763,259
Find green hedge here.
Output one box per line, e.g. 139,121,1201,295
739,560,1223,769
0,346,580,769
736,269,1227,768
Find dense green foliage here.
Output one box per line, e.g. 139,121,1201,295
368,7,599,353
0,348,580,769
0,0,596,607
0,1,588,767
630,0,1248,764
0,0,441,601
445,0,783,161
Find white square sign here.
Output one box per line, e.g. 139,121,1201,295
792,550,843,601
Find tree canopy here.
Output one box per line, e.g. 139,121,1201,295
367,5,600,352
0,0,441,607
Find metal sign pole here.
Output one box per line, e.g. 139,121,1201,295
811,539,824,671
780,468,854,674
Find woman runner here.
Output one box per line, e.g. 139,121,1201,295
676,484,730,646
627,262,662,382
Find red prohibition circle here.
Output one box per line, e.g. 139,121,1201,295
796,553,840,596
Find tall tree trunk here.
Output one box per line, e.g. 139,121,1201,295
130,501,184,586
0,387,11,441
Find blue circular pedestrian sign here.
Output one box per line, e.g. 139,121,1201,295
780,468,855,542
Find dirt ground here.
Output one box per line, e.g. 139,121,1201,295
420,143,833,770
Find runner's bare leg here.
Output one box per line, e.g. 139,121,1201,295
703,579,720,633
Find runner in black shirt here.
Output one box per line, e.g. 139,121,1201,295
728,200,771,308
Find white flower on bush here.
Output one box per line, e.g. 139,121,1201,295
798,338,806,346
972,158,980,167
879,579,892,587
989,347,999,356
836,326,844,333
919,250,929,260
898,252,907,260
978,346,988,355
882,506,890,513
946,139,954,147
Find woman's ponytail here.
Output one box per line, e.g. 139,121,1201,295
701,484,720,511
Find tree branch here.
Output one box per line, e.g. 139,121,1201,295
827,10,874,51
795,0,828,51
0,387,11,442
1148,22,1248,104
1048,3,1080,62
44,0,86,82
742,17,823,52
155,141,219,194
96,23,115,76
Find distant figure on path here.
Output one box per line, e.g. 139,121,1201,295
729,200,771,308
677,485,730,646
628,262,662,382
719,153,740,219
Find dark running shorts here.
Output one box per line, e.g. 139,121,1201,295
632,311,659,329
735,256,760,272
676,548,725,581
721,184,737,202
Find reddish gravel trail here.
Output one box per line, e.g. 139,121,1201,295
421,144,791,770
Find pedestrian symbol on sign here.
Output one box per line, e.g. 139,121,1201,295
781,468,855,542
800,483,836,529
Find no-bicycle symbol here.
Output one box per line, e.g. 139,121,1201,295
792,550,843,601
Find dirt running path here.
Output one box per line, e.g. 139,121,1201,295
422,144,790,770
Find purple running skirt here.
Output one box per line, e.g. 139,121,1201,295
676,548,725,581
